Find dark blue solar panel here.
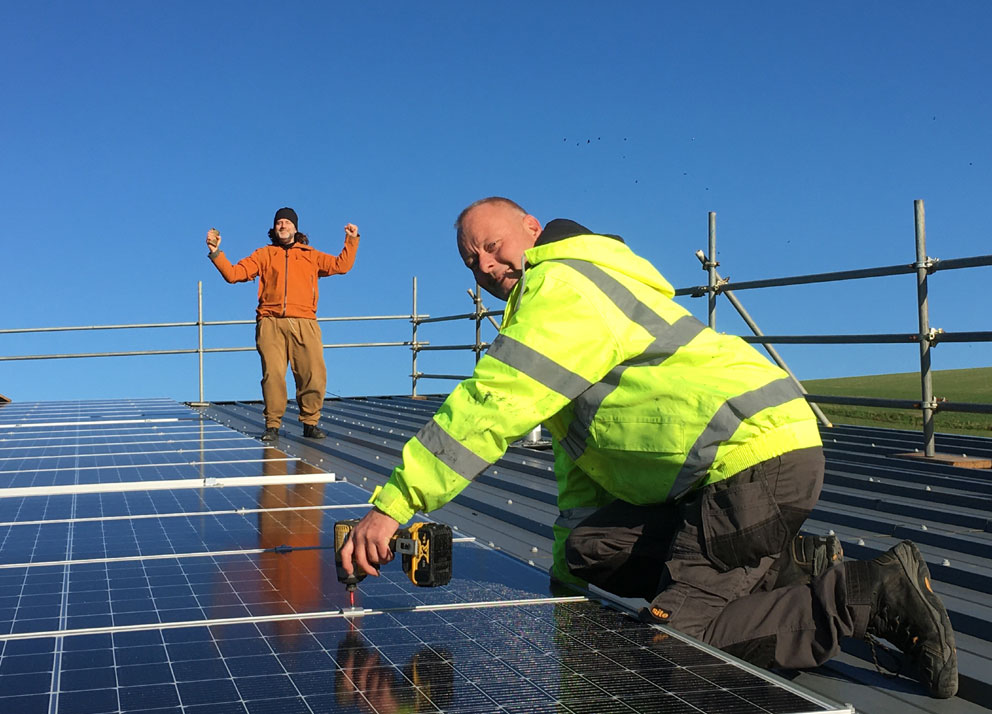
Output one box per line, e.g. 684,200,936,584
0,478,369,525
0,600,843,713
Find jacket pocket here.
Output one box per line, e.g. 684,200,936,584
590,416,685,455
699,473,789,572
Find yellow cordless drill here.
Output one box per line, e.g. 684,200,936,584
334,519,453,594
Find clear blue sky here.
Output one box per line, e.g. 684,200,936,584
3,1,990,404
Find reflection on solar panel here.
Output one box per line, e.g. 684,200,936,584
0,399,852,713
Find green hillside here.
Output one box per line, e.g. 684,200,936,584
801,367,992,436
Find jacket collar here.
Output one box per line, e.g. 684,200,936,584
535,218,625,246
271,241,312,251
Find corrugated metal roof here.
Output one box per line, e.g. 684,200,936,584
199,395,992,714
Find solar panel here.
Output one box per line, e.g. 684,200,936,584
0,399,852,714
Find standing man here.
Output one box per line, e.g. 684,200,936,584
340,197,957,698
206,207,360,441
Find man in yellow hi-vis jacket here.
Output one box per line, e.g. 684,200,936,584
341,197,957,698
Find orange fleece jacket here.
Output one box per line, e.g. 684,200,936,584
209,237,359,319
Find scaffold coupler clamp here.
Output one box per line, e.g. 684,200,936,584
922,398,942,412
913,256,940,274
694,249,720,270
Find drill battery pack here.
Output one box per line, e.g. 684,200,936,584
399,522,452,587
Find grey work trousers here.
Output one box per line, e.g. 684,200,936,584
564,447,869,668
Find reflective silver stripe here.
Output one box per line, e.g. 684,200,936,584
669,377,805,499
551,259,710,462
416,419,491,481
556,260,705,351
560,368,623,463
559,315,706,464
487,335,592,398
554,506,600,530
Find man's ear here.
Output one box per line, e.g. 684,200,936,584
522,214,542,240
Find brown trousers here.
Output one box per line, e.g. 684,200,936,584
255,317,326,428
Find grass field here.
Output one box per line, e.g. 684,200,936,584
801,366,992,437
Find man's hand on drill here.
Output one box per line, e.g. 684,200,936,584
340,507,400,578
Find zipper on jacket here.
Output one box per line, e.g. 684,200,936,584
510,252,528,315
282,248,289,316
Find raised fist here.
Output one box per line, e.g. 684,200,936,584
206,228,221,252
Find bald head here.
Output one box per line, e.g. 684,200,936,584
454,197,527,239
455,197,542,300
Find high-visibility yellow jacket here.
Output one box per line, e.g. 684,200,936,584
372,220,821,577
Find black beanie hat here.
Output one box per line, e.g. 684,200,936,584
273,207,299,230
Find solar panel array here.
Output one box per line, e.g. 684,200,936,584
0,398,849,713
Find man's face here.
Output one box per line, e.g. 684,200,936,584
274,218,296,245
457,203,542,300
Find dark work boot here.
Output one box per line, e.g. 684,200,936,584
259,427,279,442
863,541,958,698
303,424,326,440
773,533,844,588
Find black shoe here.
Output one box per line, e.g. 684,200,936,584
866,540,958,699
259,427,279,442
303,424,325,439
773,533,844,588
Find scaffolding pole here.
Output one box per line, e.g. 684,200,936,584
914,200,936,457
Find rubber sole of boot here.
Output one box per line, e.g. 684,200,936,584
887,540,958,699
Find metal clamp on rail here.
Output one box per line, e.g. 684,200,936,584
696,253,720,271
692,277,730,297
912,256,940,273
921,397,943,412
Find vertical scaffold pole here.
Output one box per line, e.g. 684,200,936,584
474,282,482,364
197,281,204,404
411,276,419,397
914,200,936,457
708,212,717,329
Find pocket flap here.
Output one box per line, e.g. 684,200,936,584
591,417,685,454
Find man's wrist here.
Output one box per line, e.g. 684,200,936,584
369,483,414,523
